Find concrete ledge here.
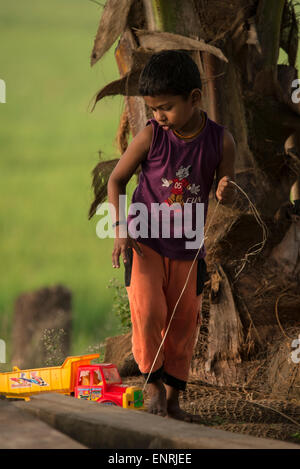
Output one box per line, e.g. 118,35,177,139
13,393,299,449
0,399,85,449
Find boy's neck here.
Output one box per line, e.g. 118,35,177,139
175,108,203,136
174,108,205,138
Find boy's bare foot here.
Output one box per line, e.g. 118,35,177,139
165,384,204,424
147,380,167,417
167,402,204,423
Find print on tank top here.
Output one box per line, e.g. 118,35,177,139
161,165,201,206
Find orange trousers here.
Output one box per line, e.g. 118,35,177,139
125,243,204,389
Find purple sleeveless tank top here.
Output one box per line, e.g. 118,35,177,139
127,112,225,260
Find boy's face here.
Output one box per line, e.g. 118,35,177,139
143,91,201,132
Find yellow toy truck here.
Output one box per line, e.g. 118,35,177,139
0,354,144,410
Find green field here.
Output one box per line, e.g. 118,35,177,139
0,1,299,367
0,0,131,361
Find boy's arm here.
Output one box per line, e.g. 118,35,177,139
108,124,153,223
107,124,153,267
215,129,237,205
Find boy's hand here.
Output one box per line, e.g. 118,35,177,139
112,230,143,269
216,176,236,204
215,130,236,205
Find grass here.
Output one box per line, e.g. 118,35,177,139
0,0,131,363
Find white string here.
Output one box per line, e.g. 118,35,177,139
142,180,268,392
142,199,221,392
229,181,268,279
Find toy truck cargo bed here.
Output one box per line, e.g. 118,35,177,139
0,354,99,399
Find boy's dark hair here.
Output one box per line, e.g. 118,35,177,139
138,50,202,98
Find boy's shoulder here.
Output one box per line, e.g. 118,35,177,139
139,120,154,139
143,122,153,150
206,114,225,132
131,121,153,155
206,115,235,144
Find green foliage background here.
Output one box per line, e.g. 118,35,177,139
0,0,132,362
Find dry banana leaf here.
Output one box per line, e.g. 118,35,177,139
89,154,119,219
134,29,228,63
91,0,134,66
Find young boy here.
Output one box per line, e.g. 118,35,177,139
107,50,236,422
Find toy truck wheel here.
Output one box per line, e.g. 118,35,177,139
97,399,118,406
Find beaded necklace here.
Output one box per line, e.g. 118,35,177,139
172,110,206,140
